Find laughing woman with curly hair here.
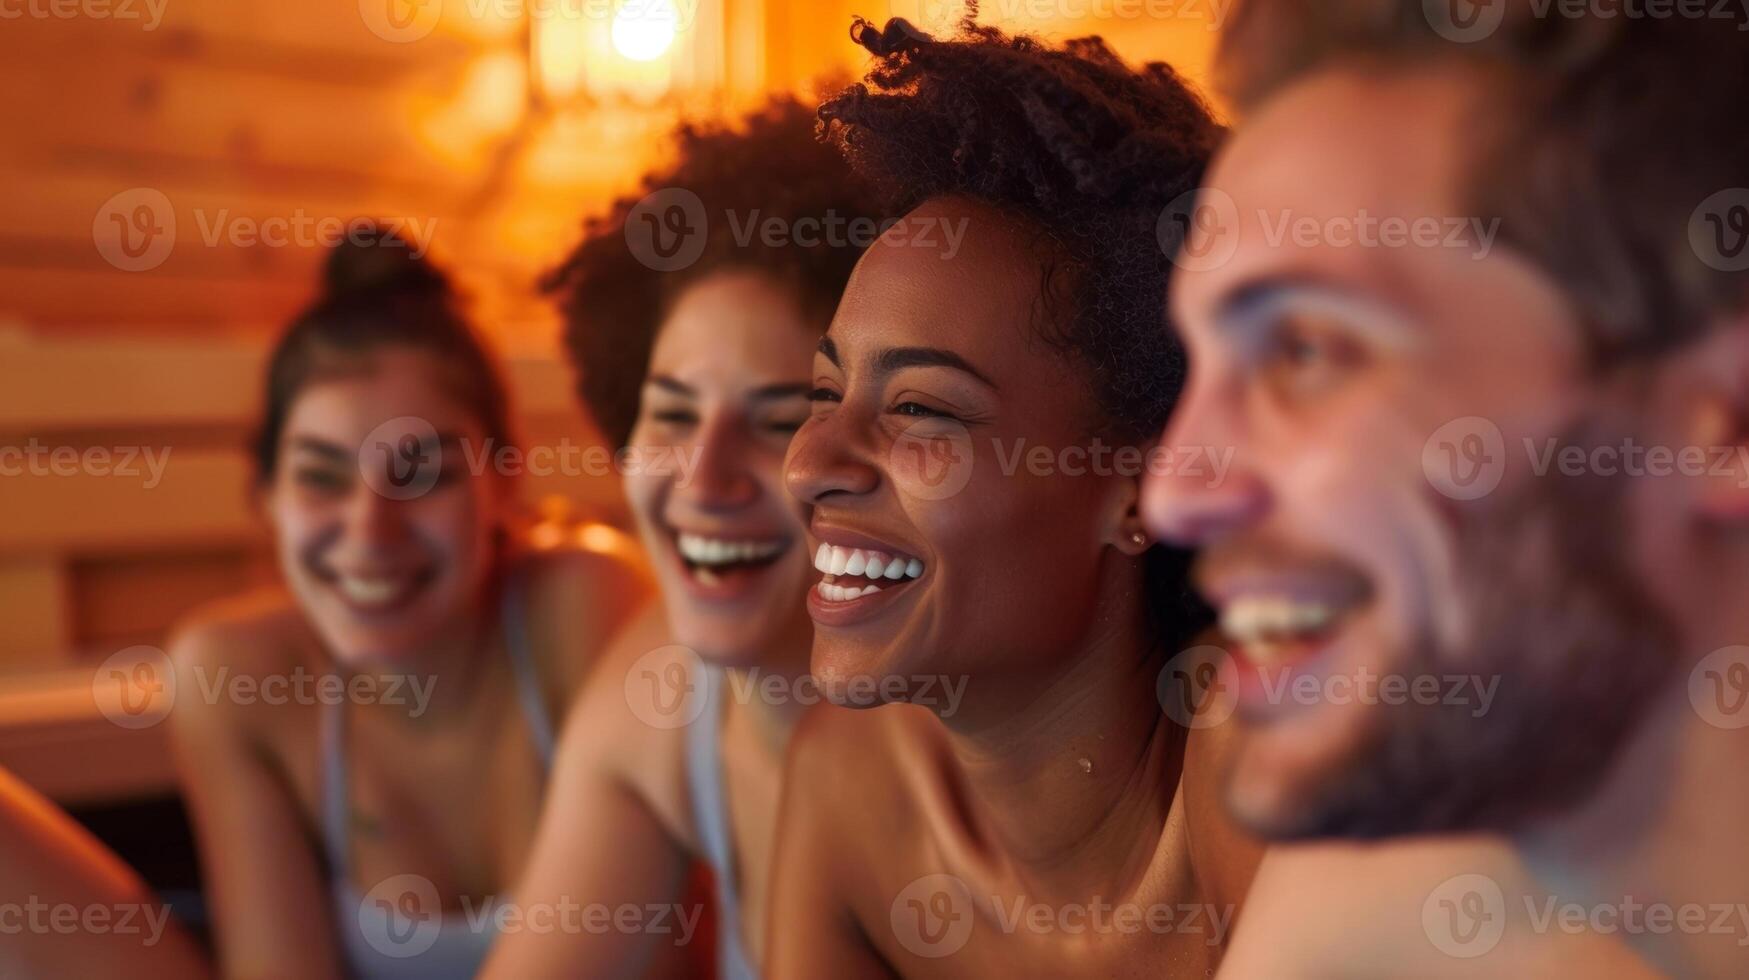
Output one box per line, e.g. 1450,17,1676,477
768,15,1261,977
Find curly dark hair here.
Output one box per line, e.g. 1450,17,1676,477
547,96,884,448
818,13,1225,651
819,13,1225,443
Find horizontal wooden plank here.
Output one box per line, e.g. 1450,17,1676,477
0,332,584,428
0,448,258,554
0,0,498,67
0,44,473,187
0,671,176,805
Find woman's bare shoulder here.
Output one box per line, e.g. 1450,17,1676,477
785,702,942,841
512,533,655,703
548,602,699,845
167,587,312,678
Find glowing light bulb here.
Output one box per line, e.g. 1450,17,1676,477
610,0,678,62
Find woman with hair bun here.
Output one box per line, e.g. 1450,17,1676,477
769,16,1260,977
170,226,650,979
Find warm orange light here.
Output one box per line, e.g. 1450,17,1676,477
535,17,591,100
610,0,678,62
459,51,529,130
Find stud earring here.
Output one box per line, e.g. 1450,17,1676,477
1131,531,1147,546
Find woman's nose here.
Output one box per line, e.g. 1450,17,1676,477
683,415,761,510
784,410,879,505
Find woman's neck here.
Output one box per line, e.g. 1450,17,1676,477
336,603,498,728
942,579,1185,904
725,612,817,759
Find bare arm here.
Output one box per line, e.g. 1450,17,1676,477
764,706,895,980
0,767,209,980
480,610,698,979
168,623,342,980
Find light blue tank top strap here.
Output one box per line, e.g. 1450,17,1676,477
319,571,554,979
686,667,760,980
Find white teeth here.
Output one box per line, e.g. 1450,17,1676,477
809,544,926,583
338,575,403,606
816,581,885,602
677,533,786,567
1220,595,1339,646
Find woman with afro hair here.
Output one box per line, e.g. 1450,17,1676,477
771,14,1262,976
482,96,883,979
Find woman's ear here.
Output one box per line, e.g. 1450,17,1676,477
1683,317,1749,524
1106,473,1154,556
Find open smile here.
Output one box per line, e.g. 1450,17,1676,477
805,530,927,626
311,564,437,617
670,529,791,600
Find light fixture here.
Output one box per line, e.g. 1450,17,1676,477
610,0,679,63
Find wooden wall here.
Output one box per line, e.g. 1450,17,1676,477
0,1,1217,799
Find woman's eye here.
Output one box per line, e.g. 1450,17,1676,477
651,410,697,426
764,419,806,435
893,401,952,419
294,468,349,495
807,387,842,404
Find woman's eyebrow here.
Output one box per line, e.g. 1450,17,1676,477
873,346,997,390
818,334,998,389
749,382,812,401
647,374,696,397
286,436,351,463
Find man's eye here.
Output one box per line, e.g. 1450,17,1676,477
1263,320,1365,399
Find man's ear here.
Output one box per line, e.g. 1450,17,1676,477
1107,474,1153,556
1682,316,1749,524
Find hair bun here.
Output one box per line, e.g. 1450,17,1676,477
850,16,935,57
322,221,450,300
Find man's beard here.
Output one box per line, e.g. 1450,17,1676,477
1265,421,1683,841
